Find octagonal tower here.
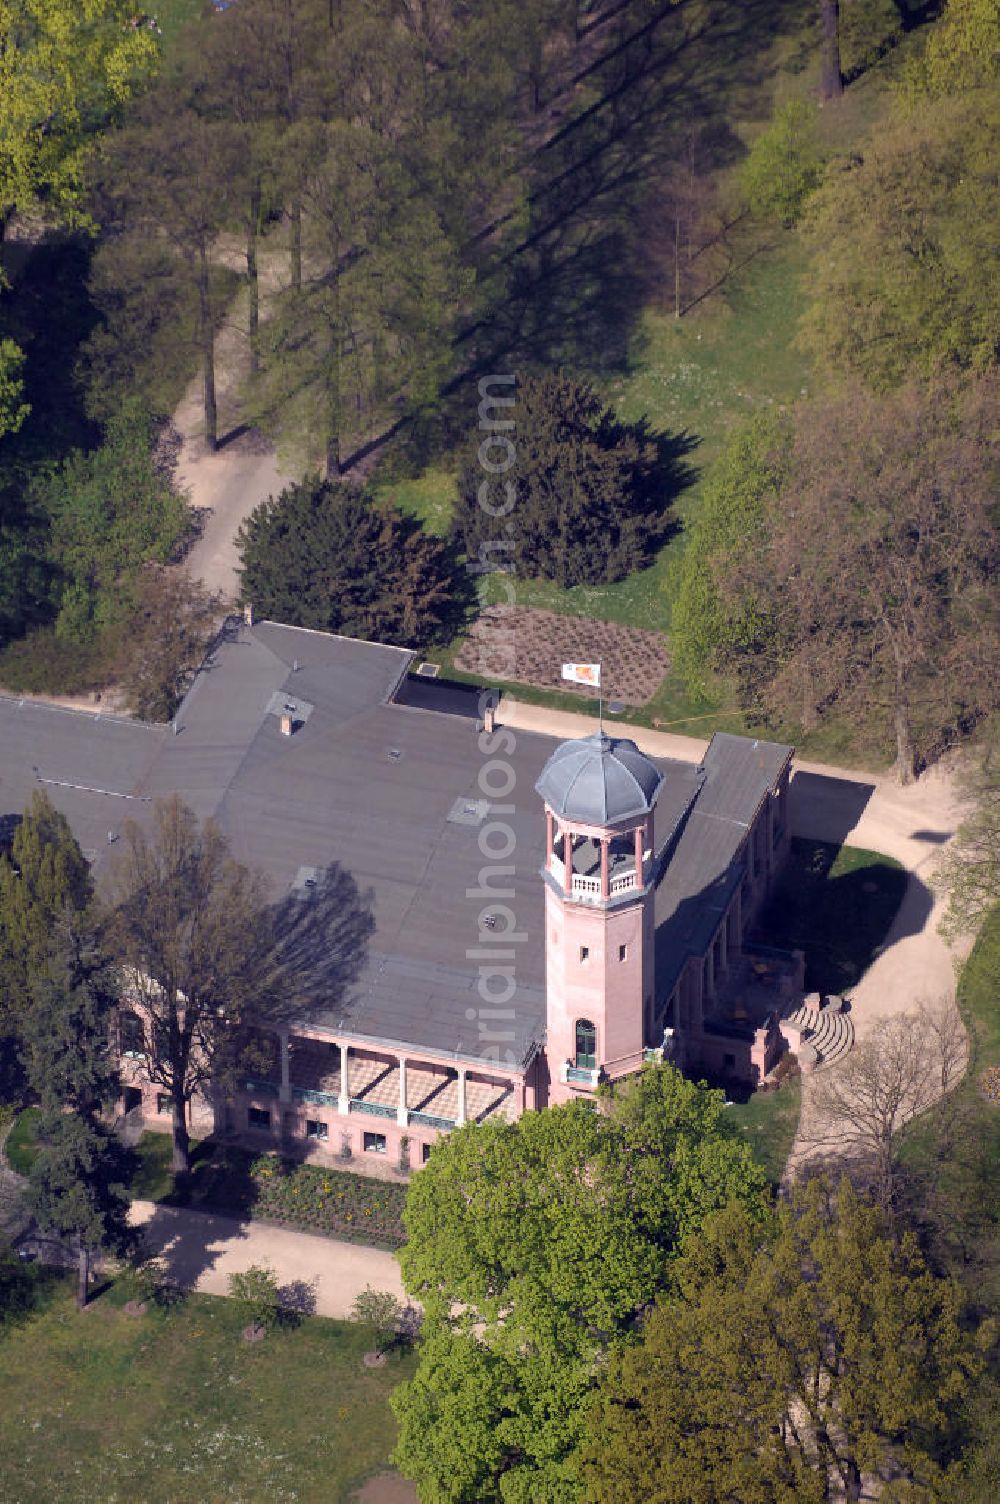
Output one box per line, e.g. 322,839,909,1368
536,732,663,1104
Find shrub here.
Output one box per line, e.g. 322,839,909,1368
453,372,683,588
739,101,823,227
228,1263,280,1333
237,480,469,648
351,1284,402,1355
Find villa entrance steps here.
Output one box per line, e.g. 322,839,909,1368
780,998,855,1071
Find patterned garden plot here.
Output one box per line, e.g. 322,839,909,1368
455,606,671,706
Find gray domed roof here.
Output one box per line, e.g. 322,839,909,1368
535,732,663,827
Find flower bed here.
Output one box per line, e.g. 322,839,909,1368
980,1065,1000,1103
249,1157,407,1249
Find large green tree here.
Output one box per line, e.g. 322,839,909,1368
0,0,157,236
29,401,188,644
247,116,467,476
580,1179,981,1504
0,790,94,1044
90,101,244,447
237,478,464,647
24,914,133,1308
670,411,792,696
392,1066,769,1502
801,88,1000,387
454,372,675,589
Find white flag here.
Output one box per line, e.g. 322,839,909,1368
561,662,601,688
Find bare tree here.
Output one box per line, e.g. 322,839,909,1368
933,741,1000,943
726,379,1000,782
106,796,373,1176
803,1000,966,1208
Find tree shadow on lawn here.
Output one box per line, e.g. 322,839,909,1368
752,838,915,996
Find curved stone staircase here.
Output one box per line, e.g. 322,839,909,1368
781,1001,855,1071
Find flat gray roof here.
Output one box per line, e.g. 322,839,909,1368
0,625,790,1070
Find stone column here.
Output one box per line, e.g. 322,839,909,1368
546,809,554,869
563,830,573,896
397,1056,408,1127
279,1030,291,1105
338,1042,350,1115
633,823,644,886
456,1067,467,1126
600,838,610,900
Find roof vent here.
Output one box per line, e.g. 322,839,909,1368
447,797,488,826
387,747,403,761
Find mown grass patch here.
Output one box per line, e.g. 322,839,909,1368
4,1107,41,1176
726,1076,801,1188
0,1276,413,1504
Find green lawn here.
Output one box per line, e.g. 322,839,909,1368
753,840,908,996
0,1275,413,1504
727,1076,801,1188
901,906,1000,1262
4,1106,41,1175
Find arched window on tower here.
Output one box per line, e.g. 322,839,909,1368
575,1018,596,1070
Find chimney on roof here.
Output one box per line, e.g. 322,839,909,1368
243,602,253,627
280,712,294,737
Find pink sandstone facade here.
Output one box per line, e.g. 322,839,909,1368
117,727,793,1178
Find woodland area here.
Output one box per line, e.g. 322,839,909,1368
0,0,993,772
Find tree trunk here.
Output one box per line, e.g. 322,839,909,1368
674,211,682,319
290,199,302,292
247,179,261,376
820,0,844,99
77,1239,89,1310
198,250,218,451
845,1456,862,1502
892,659,916,783
326,431,341,479
171,1094,191,1177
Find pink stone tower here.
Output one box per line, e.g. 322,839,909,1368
535,732,663,1105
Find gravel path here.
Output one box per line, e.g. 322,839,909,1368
130,1198,408,1318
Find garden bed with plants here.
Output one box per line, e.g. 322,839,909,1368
248,1157,407,1249
131,1136,409,1250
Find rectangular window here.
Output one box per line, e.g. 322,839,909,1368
422,1143,433,1163
579,946,590,963
305,1119,328,1141
156,1094,171,1115
363,1132,387,1154
120,1013,145,1055
248,1106,271,1130
618,944,627,962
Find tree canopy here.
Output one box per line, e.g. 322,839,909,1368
106,795,373,1175
0,0,157,235
454,372,679,589
580,1179,981,1504
685,380,999,780
392,1066,769,1501
800,90,1000,388
0,790,94,1047
237,478,466,647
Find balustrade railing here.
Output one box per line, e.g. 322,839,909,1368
292,1085,338,1108
410,1110,455,1130
349,1097,396,1120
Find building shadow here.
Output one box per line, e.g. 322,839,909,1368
788,770,876,847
